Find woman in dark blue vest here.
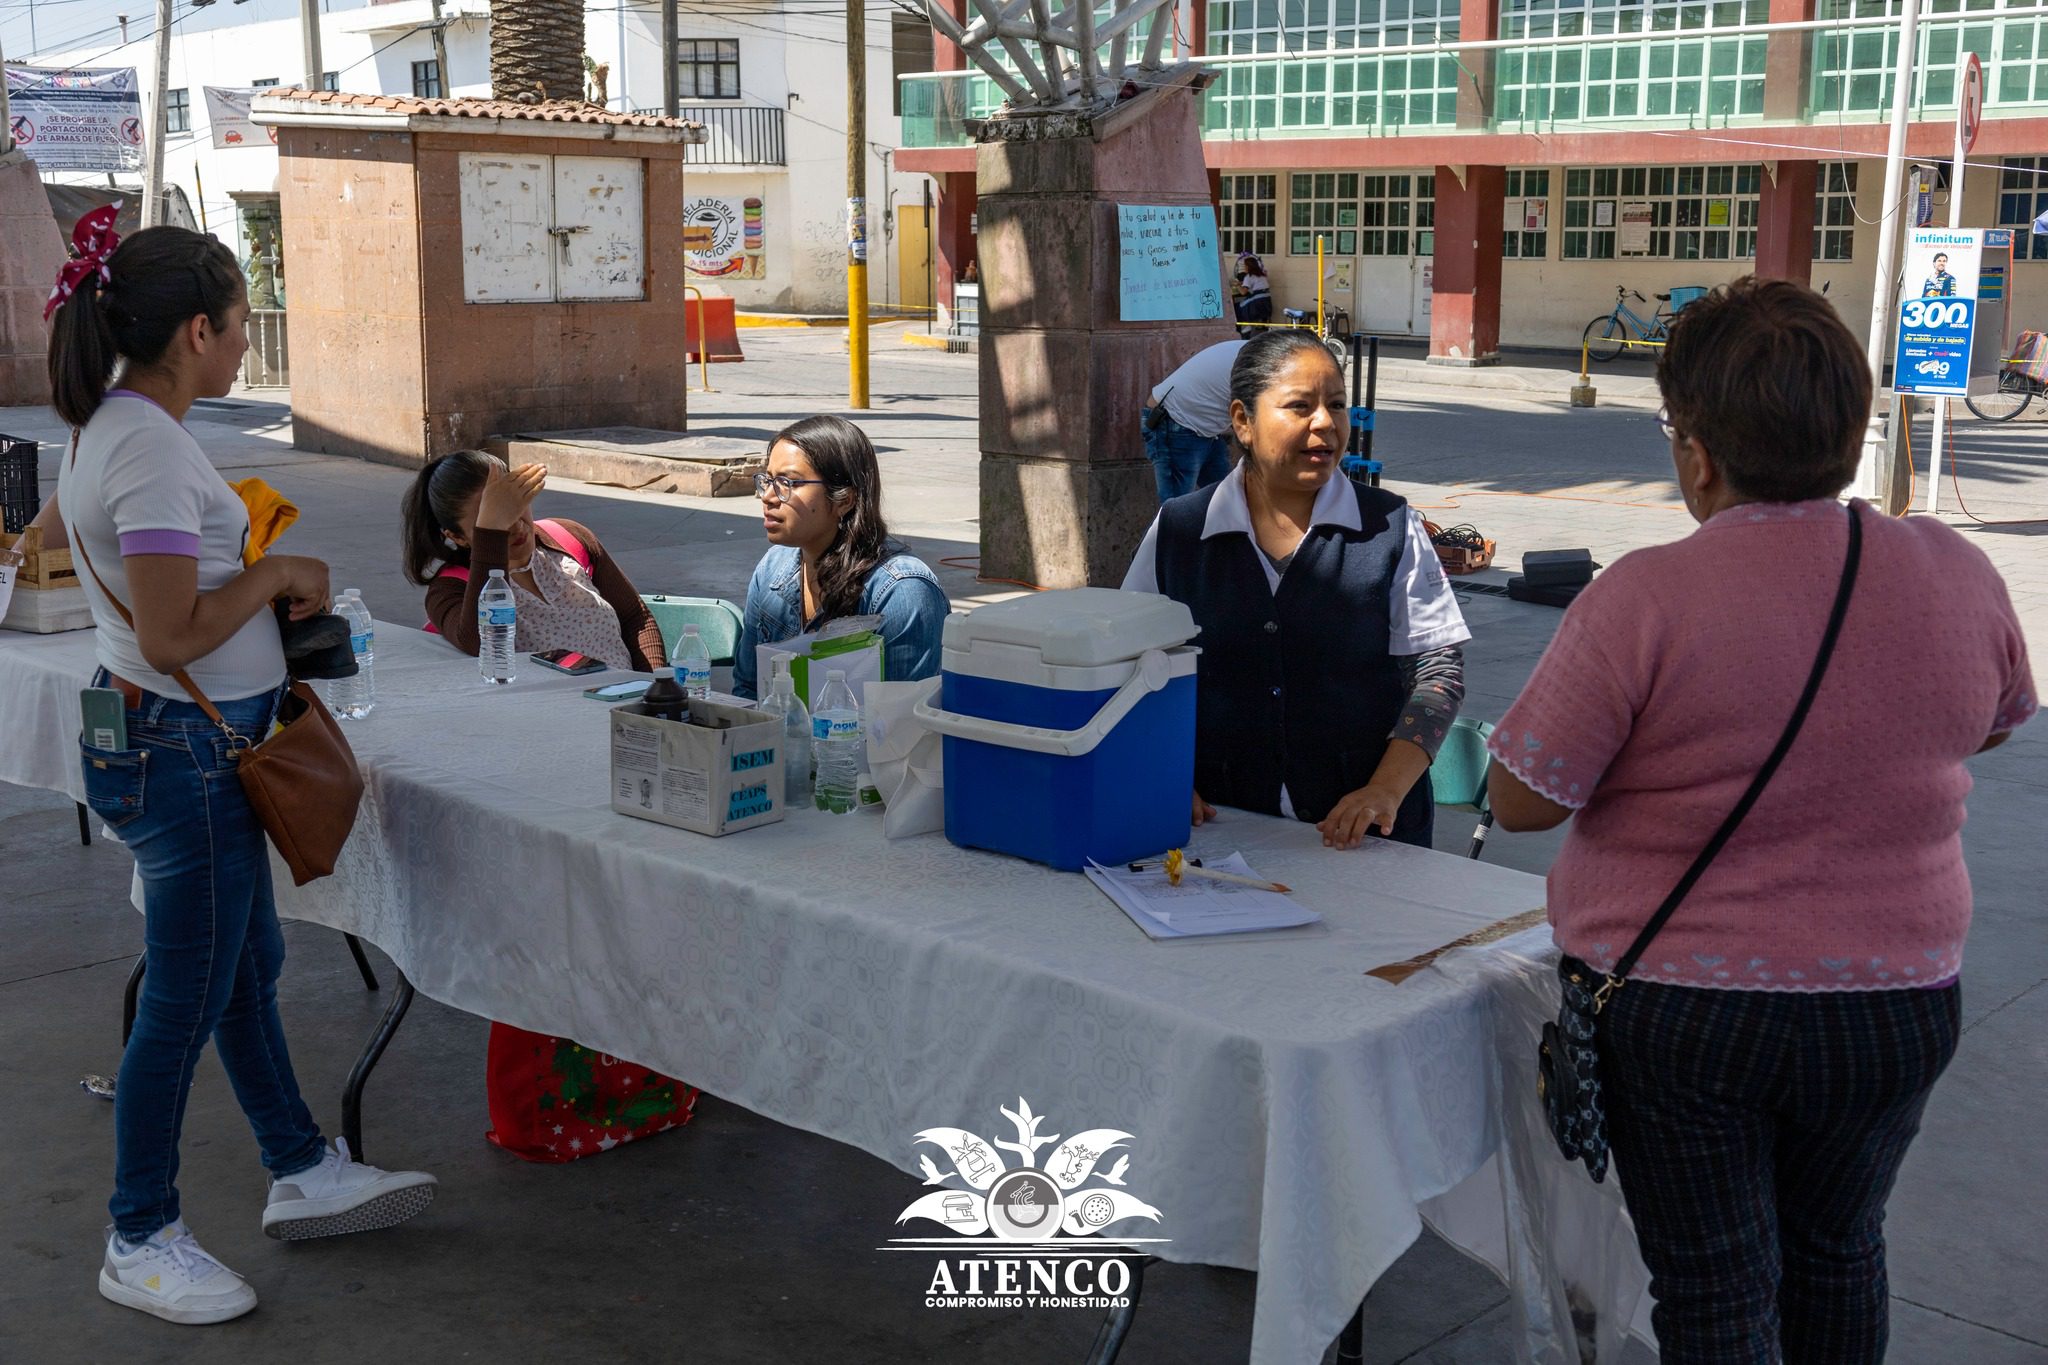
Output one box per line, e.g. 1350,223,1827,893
1122,330,1470,849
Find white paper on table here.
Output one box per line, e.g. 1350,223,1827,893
1084,853,1321,940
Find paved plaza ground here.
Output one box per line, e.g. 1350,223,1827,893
3,326,2043,1363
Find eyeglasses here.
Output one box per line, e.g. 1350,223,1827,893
753,472,828,501
1656,406,1679,442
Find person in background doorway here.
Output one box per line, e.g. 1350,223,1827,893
1124,329,1469,849
1233,253,1272,336
1143,339,1246,503
402,451,666,671
48,223,437,1328
731,414,949,701
1486,278,2034,1365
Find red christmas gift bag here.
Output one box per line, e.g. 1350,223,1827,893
484,1023,700,1163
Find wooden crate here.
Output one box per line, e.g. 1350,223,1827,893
0,528,78,591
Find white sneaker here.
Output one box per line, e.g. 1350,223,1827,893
99,1221,258,1325
261,1139,438,1242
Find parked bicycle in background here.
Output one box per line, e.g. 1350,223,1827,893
1962,330,2047,421
1582,285,1707,362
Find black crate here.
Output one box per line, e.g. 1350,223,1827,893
0,435,39,535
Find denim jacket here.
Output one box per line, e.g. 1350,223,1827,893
731,544,951,700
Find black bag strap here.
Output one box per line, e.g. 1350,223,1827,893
1603,501,1864,997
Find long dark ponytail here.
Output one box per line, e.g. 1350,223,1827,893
401,449,501,584
772,414,894,621
47,226,243,429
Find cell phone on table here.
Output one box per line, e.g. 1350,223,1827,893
532,648,607,676
80,687,128,750
585,679,652,702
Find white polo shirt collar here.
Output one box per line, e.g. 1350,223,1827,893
1200,463,1363,541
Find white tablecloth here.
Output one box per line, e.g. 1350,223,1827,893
2,624,1637,1365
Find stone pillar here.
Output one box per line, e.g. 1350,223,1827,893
977,87,1235,588
934,172,977,316
1429,165,1504,366
1755,160,1818,285
0,152,66,407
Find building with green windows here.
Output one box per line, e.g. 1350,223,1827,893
899,0,2048,357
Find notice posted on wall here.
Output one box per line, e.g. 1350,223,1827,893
1892,228,1984,396
4,66,144,172
1117,204,1224,322
1619,201,1653,255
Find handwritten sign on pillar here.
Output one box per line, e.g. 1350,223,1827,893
1117,204,1225,322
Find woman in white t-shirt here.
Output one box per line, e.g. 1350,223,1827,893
47,224,436,1328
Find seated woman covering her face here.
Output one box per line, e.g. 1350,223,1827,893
731,414,950,701
401,451,666,670
1122,329,1472,850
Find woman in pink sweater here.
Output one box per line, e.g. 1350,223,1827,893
1487,278,2034,1365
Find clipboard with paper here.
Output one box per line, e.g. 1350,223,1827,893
757,614,887,710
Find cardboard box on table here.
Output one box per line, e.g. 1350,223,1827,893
610,698,785,836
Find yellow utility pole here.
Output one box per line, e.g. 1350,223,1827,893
846,0,871,408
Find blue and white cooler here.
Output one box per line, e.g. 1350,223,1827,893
912,588,1200,871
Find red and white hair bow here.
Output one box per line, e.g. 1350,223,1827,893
44,204,124,322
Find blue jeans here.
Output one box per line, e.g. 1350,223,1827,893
83,672,325,1241
1142,413,1234,503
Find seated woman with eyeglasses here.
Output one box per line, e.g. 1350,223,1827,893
730,415,950,701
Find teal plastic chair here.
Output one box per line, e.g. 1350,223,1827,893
1430,716,1496,860
641,594,745,667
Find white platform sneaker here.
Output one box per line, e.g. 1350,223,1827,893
261,1139,438,1242
100,1221,259,1325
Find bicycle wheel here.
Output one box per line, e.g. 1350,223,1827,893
1324,334,1349,374
1582,315,1627,363
1963,368,2033,422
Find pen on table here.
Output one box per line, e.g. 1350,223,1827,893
1126,858,1291,896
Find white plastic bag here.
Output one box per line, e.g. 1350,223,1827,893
863,678,945,839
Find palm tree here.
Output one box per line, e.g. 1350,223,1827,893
489,0,588,103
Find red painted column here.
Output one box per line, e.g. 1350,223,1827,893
1429,166,1505,364
934,172,978,314
1755,160,1817,285
1764,0,1816,121
934,0,965,70
1457,0,1503,130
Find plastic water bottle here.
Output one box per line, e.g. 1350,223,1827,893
757,655,812,813
327,589,376,719
812,668,862,815
672,625,711,700
478,569,517,685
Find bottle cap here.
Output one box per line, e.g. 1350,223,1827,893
684,625,700,637
826,668,846,682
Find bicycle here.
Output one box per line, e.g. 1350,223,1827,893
1582,286,1677,363
1279,305,1351,374
1962,367,2035,421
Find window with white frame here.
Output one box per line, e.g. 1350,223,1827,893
1504,168,1550,258
1997,156,2048,260
1360,172,1434,256
1289,172,1359,256
166,87,190,134
1204,0,1462,134
412,61,443,98
251,78,279,88
1220,174,1278,257
322,71,340,92
1813,161,1858,261
679,39,741,100
1497,0,1770,123
1562,164,1760,260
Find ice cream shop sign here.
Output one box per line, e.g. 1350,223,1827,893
684,194,765,280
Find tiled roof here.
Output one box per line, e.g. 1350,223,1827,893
253,89,697,130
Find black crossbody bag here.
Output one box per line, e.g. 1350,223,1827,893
1539,502,1863,1183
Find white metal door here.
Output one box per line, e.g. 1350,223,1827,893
1358,259,1413,334
459,153,552,303
552,156,646,302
